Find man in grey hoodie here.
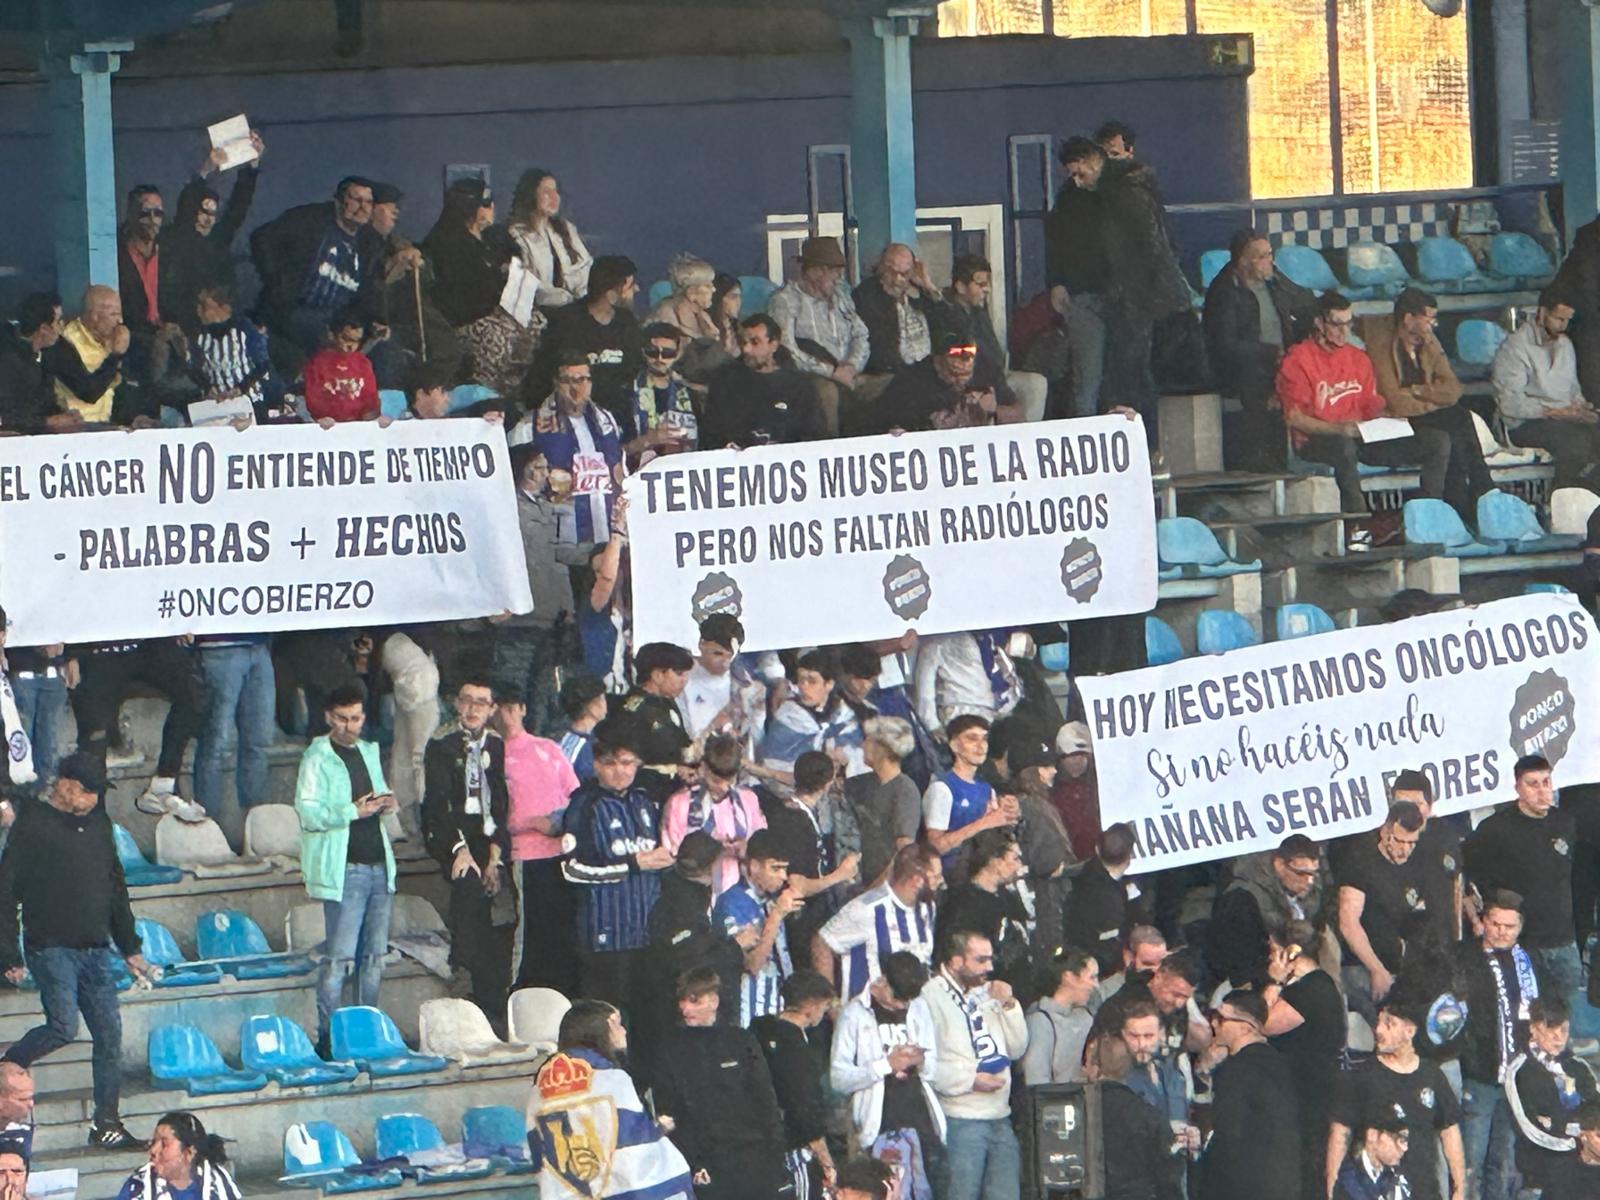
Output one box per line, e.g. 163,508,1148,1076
1021,948,1099,1084
1206,834,1325,989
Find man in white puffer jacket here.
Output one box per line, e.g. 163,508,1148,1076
830,951,945,1188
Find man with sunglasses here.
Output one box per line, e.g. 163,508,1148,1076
1197,990,1299,1200
1276,291,1453,550
117,185,167,339
623,322,698,457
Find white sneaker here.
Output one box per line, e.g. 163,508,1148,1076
134,787,207,823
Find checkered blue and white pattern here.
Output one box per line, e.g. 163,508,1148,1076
1262,202,1451,250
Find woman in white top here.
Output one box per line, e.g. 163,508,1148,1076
507,169,593,306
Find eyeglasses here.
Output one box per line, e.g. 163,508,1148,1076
644,347,678,359
139,208,164,219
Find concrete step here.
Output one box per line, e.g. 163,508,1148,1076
121,844,441,959
1,960,449,1074
56,1151,530,1200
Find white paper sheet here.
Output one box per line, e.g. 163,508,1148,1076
499,257,538,328
187,396,256,427
1356,417,1414,443
206,114,258,171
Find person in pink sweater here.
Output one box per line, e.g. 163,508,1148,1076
303,310,379,424
495,686,580,994
1276,291,1452,547
660,733,766,899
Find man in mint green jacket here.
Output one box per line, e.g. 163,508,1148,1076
295,684,397,1044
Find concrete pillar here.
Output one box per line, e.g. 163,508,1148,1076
1556,1,1600,235
1493,0,1532,183
844,12,930,258
45,42,129,302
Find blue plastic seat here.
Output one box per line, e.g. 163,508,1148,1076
136,919,224,987
241,1015,359,1087
378,388,408,419
738,275,776,317
462,1106,533,1173
1275,603,1336,640
114,824,183,887
647,280,673,308
1145,616,1185,667
1341,241,1411,298
376,1113,494,1183
1274,244,1340,293
1410,236,1478,288
1454,319,1508,382
1037,642,1070,673
331,1007,450,1078
1525,582,1572,595
1198,249,1230,289
1476,489,1583,551
195,910,314,979
1402,498,1504,557
148,1024,267,1096
1487,232,1554,283
281,1121,403,1193
1196,610,1260,655
1156,517,1262,577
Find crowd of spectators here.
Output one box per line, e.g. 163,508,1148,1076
0,116,1598,1200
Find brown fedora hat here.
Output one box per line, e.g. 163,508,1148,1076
796,236,847,270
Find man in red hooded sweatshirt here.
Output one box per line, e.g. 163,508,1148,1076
1276,291,1451,549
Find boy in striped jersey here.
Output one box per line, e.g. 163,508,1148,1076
923,716,1018,877
814,841,942,1001
714,829,802,1026
565,718,674,1034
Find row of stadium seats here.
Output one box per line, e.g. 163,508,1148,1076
149,989,571,1095
1197,232,1555,300
282,1108,532,1192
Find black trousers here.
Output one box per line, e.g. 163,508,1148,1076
515,858,577,996
447,872,514,1034
72,643,211,778
1297,428,1451,515
1508,417,1600,491
1409,404,1493,523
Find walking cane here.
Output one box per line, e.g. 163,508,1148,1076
412,264,428,362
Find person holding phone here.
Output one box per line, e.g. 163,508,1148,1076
294,684,398,1052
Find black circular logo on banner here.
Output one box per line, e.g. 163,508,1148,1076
691,572,744,625
1060,537,1104,604
1508,668,1576,767
882,554,932,621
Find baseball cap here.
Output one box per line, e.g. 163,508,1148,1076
1055,721,1092,756
675,831,722,876
1366,1102,1409,1136
1008,737,1055,774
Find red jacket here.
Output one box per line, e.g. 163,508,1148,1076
1274,338,1384,447
303,349,378,423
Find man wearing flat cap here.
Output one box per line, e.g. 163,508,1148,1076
0,753,153,1151
768,236,870,435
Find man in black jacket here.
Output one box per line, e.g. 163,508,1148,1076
645,830,744,1062
1506,995,1599,1195
654,967,792,1200
935,254,1048,421
160,133,264,336
1064,823,1144,977
250,177,385,369
700,315,826,449
853,243,948,381
0,294,80,434
1198,990,1300,1200
753,971,838,1200
421,676,513,1033
0,754,151,1151
1202,230,1316,469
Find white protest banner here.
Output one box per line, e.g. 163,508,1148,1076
0,421,532,645
1076,594,1600,873
624,416,1156,652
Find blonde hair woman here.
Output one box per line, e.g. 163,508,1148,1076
648,252,720,342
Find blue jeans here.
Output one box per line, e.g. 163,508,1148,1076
4,947,123,1122
1461,1078,1519,1200
943,1116,1021,1200
1067,293,1110,417
195,643,276,815
11,672,66,784
317,864,393,1035
1529,943,1583,1004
